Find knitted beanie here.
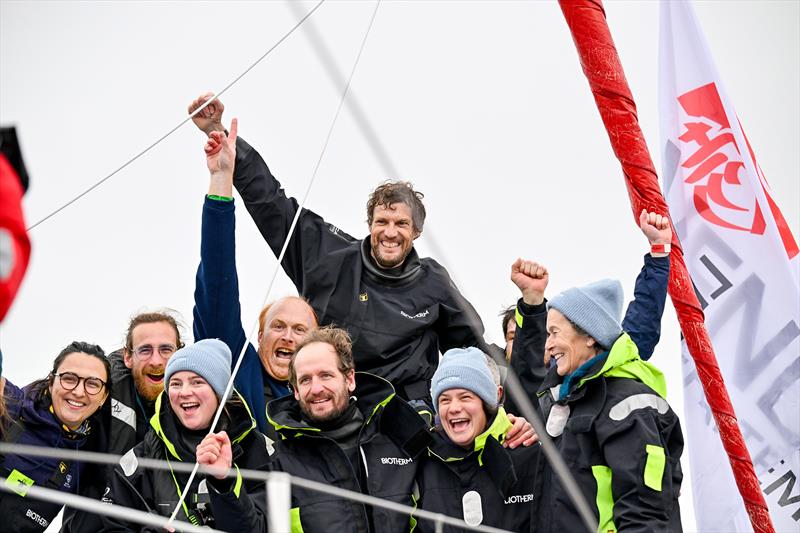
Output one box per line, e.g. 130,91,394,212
431,347,498,413
164,339,232,399
547,278,624,350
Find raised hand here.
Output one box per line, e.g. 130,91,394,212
196,431,233,480
510,258,548,306
188,92,225,136
639,209,672,247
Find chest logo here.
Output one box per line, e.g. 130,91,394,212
359,293,368,302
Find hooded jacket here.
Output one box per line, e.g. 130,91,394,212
194,196,290,439
101,391,270,532
535,334,683,533
414,407,541,533
232,138,489,403
504,253,670,416
267,372,431,533
108,350,154,456
0,379,111,533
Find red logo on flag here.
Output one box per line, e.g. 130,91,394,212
677,83,798,258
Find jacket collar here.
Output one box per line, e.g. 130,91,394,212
537,333,667,401
151,390,256,460
268,372,431,457
360,238,422,284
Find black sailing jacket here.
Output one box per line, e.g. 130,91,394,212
232,137,489,403
267,372,431,533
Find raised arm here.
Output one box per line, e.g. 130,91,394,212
188,93,330,292
504,259,548,415
621,210,672,360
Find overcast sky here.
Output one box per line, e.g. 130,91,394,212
1,1,798,530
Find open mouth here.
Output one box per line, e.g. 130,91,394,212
180,402,200,414
310,396,332,406
380,241,400,251
65,399,86,409
448,418,471,432
274,347,293,360
146,370,165,384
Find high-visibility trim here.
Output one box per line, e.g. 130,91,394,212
644,444,666,491
410,482,419,532
515,307,524,328
290,507,304,532
591,465,617,533
5,468,34,497
232,465,243,497
608,393,669,421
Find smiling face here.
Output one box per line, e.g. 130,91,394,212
369,203,418,269
49,353,109,430
125,321,178,402
438,388,488,449
545,309,598,376
258,298,317,382
167,371,219,430
292,342,355,423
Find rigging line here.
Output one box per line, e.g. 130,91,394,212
0,476,224,533
25,0,325,232
166,0,384,526
0,444,511,533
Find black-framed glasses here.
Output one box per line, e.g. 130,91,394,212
131,343,178,360
53,372,106,395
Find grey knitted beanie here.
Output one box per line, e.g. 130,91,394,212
547,278,624,350
431,347,498,413
164,338,232,400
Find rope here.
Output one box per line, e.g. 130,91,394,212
25,0,325,232
166,0,383,525
0,442,511,533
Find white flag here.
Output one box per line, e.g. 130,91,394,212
659,1,800,531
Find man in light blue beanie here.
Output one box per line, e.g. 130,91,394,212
547,278,624,350
164,338,232,399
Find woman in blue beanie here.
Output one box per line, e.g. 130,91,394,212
413,346,541,532
518,211,684,533
101,339,270,532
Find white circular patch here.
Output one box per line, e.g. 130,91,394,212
546,403,571,437
462,490,483,526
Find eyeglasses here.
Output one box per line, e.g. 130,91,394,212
53,372,106,395
131,343,178,360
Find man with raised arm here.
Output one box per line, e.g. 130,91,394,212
189,94,490,407
194,117,318,438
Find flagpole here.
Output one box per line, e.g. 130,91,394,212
557,1,774,531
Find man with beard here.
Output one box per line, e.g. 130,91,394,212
194,118,318,438
108,311,184,455
189,95,490,407
265,326,432,532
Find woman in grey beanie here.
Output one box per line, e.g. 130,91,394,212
413,347,542,532
101,336,272,532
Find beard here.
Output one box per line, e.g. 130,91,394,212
299,392,350,424
133,364,165,402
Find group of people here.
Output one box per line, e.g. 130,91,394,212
0,93,684,532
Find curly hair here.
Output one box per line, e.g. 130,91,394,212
289,326,355,387
366,181,426,234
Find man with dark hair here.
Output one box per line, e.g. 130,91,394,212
108,310,184,455
500,304,516,361
188,95,490,406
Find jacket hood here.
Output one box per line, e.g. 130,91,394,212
150,389,256,460
267,372,395,435
268,372,431,457
428,407,512,463
538,333,667,400
360,237,422,284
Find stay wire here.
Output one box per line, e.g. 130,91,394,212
165,0,383,525
25,0,325,232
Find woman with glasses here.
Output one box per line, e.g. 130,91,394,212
0,341,112,533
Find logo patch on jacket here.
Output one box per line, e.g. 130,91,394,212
504,493,533,504
359,293,368,302
400,309,430,320
380,457,412,466
58,461,68,474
